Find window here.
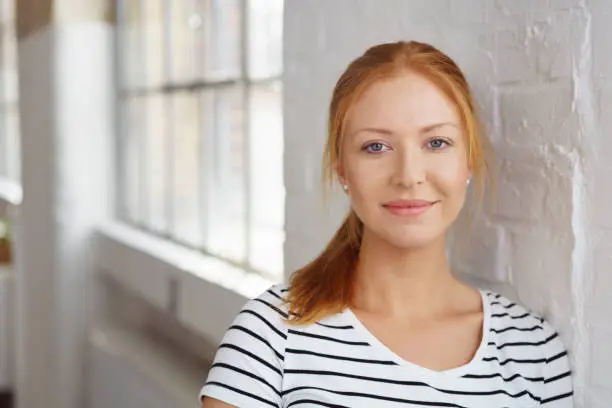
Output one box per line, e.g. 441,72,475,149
116,0,284,280
0,0,19,181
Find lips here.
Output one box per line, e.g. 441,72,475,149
383,199,437,217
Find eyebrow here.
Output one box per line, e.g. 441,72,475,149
420,122,460,133
354,122,459,136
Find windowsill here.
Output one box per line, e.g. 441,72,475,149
0,177,22,210
94,222,279,345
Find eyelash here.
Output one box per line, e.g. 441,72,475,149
362,138,453,154
427,137,453,150
362,142,390,154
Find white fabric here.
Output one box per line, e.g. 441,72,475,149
200,284,573,407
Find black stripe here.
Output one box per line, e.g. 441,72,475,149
267,289,286,302
238,309,287,340
211,362,281,396
491,312,531,319
218,343,283,375
547,350,568,364
280,287,289,293
228,325,284,361
483,355,547,365
255,298,289,319
544,332,559,343
315,322,354,330
488,333,558,350
288,329,370,346
544,370,571,384
490,325,542,334
287,399,350,408
285,348,397,365
490,301,517,309
282,386,467,407
283,370,539,401
541,391,573,404
462,372,544,382
204,381,279,407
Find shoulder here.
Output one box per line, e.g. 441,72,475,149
213,284,291,372
235,283,291,337
484,290,568,356
484,291,573,402
485,290,545,327
200,285,291,406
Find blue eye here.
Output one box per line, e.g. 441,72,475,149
427,138,451,150
364,142,388,153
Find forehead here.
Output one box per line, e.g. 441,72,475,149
346,72,461,133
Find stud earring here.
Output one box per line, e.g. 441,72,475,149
466,179,471,186
342,184,349,192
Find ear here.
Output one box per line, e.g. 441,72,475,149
336,163,347,187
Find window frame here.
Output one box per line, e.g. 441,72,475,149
114,0,285,284
0,0,20,182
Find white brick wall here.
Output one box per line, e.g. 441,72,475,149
284,1,610,406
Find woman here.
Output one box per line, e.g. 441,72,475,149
200,41,573,407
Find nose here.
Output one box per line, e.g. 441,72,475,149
391,146,426,188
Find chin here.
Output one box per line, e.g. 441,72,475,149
377,226,444,250
387,235,439,250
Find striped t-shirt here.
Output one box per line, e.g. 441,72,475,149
200,284,573,407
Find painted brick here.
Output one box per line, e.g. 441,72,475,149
495,159,547,221
499,82,577,149
507,226,573,315
596,87,612,167
590,385,612,408
489,0,552,22
591,325,612,389
449,216,510,283
593,237,612,315
535,10,582,80
591,167,612,229
591,0,612,82
494,27,539,84
449,0,488,24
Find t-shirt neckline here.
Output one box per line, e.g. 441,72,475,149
343,288,491,379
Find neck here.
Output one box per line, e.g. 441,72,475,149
351,229,459,318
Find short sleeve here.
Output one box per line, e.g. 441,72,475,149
540,320,574,407
199,285,288,407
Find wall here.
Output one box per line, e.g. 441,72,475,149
15,1,114,408
283,1,610,406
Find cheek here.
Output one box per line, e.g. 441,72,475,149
344,156,388,194
429,156,470,198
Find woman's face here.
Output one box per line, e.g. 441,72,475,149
339,71,471,250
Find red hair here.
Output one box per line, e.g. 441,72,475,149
286,41,493,324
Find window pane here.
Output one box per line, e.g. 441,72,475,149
199,90,214,249
1,22,17,103
168,0,198,84
196,0,241,81
144,94,168,233
120,1,145,90
0,0,14,24
5,103,19,180
0,110,5,176
142,0,166,88
248,82,284,276
120,97,144,223
171,91,202,245
248,0,283,80
206,86,246,262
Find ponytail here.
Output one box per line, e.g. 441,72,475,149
286,210,363,325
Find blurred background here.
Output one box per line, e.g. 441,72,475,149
0,1,611,408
